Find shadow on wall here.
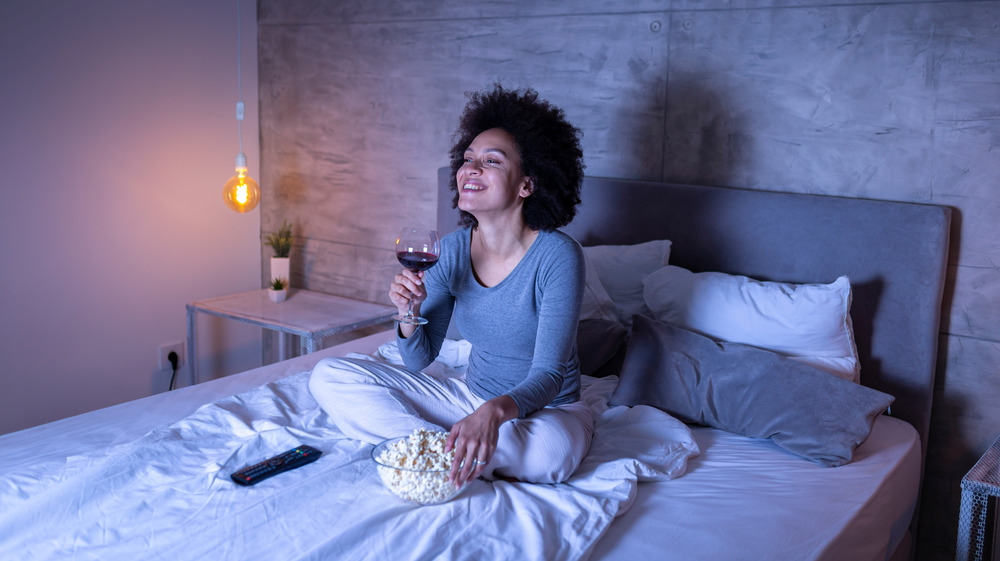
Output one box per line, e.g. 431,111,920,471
919,206,968,561
659,78,749,189
579,77,748,259
918,344,971,561
604,80,669,182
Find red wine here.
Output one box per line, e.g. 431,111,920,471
397,251,439,272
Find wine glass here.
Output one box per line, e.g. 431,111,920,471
392,227,441,325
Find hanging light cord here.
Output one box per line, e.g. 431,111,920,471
236,0,244,155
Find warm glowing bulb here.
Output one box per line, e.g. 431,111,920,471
224,153,260,213
234,173,250,203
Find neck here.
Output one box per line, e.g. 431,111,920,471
472,219,537,260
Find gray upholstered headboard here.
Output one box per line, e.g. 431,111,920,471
436,167,952,462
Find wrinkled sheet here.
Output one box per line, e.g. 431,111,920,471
0,362,698,561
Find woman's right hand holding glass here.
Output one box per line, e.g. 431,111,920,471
390,269,426,335
391,227,440,326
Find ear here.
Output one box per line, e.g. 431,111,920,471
519,177,534,198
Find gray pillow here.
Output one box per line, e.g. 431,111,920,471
577,318,628,377
608,315,894,467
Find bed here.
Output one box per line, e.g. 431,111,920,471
0,170,951,561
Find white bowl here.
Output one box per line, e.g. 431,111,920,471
371,435,466,505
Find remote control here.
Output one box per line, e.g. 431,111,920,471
230,444,322,486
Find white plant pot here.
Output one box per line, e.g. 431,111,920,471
268,288,287,303
270,256,291,286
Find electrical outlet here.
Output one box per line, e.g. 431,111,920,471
159,341,185,370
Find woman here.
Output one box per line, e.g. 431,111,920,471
309,84,590,487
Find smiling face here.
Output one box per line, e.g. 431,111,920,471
456,128,532,225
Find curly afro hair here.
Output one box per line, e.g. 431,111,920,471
449,84,584,230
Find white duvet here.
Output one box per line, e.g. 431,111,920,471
0,351,699,561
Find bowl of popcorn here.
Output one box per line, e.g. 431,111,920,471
372,428,466,505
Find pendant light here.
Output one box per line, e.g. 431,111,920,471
223,0,259,213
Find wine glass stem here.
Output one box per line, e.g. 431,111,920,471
407,299,415,319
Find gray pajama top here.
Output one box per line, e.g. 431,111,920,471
397,227,585,418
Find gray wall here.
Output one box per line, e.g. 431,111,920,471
257,1,1000,558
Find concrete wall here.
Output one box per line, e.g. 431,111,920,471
0,0,264,434
257,1,1000,558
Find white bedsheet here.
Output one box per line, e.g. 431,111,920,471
590,413,921,561
0,358,699,561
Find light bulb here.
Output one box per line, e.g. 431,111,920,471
223,152,260,213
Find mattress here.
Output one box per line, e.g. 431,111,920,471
591,415,921,561
0,332,921,561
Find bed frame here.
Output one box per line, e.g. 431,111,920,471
437,167,952,541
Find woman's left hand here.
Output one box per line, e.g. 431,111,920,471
446,395,518,487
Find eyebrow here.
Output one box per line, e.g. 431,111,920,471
464,146,509,158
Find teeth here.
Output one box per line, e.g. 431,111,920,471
463,183,484,190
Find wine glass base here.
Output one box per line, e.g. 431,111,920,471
392,314,428,326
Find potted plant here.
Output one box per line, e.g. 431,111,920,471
265,219,293,287
268,277,288,303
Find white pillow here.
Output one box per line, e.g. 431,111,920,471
582,240,672,327
642,265,860,382
580,258,619,323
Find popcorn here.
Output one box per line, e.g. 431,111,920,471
374,428,464,505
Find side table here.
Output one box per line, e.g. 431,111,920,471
958,435,1000,561
186,289,395,385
